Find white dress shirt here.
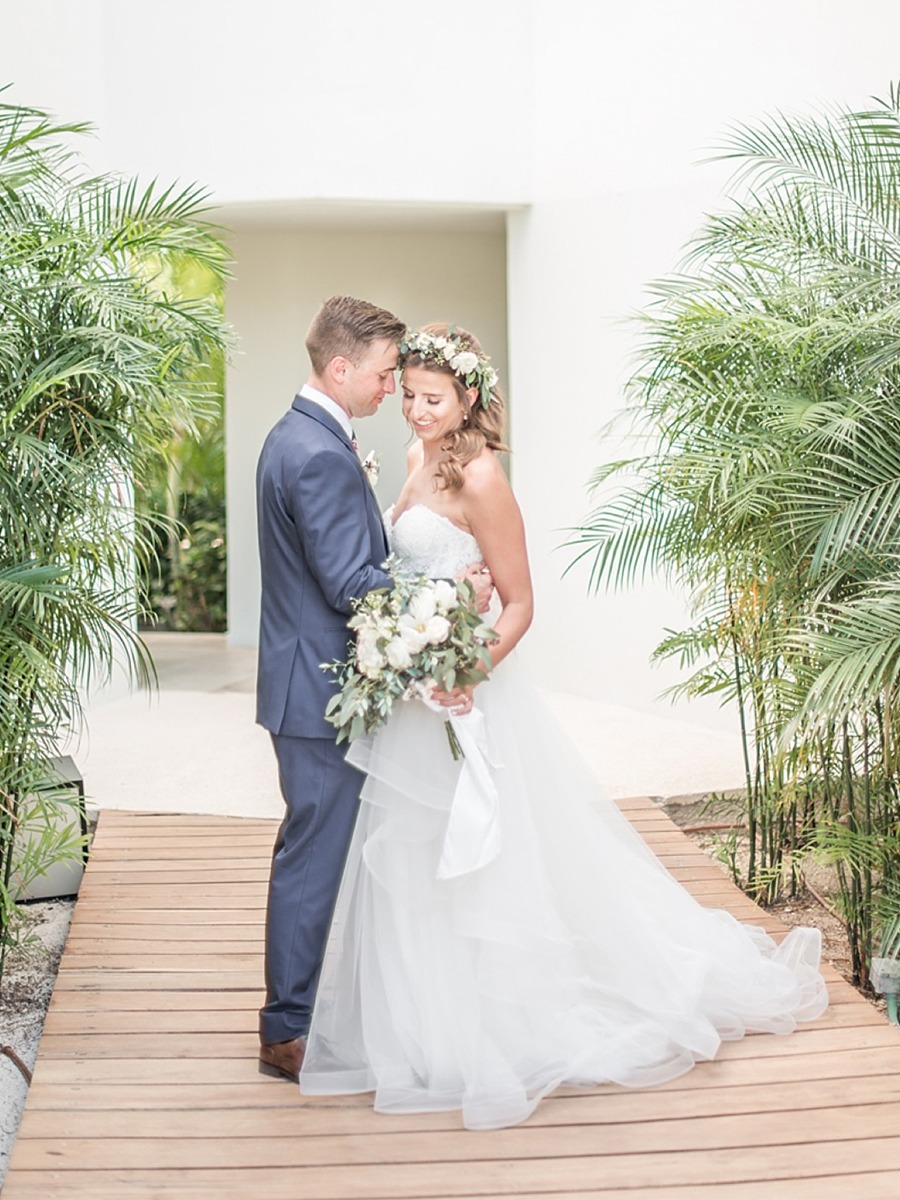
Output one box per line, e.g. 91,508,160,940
299,384,353,443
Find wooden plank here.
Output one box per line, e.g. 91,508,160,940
36,1032,260,1058
41,1008,257,1035
59,894,267,909
13,1085,900,1145
14,1099,900,1153
6,1170,900,1200
79,864,271,880
63,937,261,955
20,1072,900,1122
25,1043,900,1089
33,1020,899,1062
66,907,265,924
67,881,268,896
89,830,276,843
93,813,277,828
51,971,262,990
8,1140,900,1195
42,988,263,1013
11,1121,900,1174
703,1023,900,1059
51,951,264,970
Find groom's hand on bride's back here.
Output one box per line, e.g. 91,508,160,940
457,562,494,614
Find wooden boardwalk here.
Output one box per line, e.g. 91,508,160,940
5,799,900,1199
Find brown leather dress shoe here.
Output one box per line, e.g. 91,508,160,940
258,1035,306,1083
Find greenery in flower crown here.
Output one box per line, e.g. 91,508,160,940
399,329,500,410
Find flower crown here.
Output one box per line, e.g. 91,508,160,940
399,328,499,410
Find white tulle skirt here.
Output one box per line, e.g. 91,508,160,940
300,655,828,1130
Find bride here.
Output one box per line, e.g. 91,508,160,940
299,322,828,1130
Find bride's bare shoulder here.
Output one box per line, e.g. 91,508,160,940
462,446,511,498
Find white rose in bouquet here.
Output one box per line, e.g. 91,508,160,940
408,587,437,623
399,603,451,650
385,637,413,670
432,579,458,613
356,628,386,678
398,613,430,653
424,614,451,645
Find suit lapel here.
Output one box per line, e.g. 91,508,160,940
292,395,389,559
292,394,354,451
357,457,390,557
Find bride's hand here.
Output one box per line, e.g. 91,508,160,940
429,683,475,715
457,561,493,613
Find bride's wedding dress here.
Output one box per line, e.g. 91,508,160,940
299,504,828,1129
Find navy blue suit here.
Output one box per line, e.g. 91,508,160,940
256,394,391,1043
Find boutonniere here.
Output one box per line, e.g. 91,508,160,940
361,450,380,487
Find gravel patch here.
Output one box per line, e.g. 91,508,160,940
0,898,75,1186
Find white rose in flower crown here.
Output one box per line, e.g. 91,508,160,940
385,637,413,670
452,351,479,376
442,344,455,362
432,579,458,612
432,336,447,349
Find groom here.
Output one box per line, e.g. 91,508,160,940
255,295,406,1082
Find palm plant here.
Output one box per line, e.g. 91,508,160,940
0,93,230,976
570,83,900,983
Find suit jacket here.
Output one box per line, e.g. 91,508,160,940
255,394,391,738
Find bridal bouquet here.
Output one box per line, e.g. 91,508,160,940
322,558,498,755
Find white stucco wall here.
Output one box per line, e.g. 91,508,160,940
506,0,900,724
2,0,531,204
5,0,900,732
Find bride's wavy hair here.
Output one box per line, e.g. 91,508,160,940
401,322,508,491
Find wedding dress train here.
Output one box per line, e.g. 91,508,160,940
299,504,828,1129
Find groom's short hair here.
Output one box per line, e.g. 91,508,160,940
306,296,405,374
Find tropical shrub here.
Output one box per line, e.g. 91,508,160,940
0,93,230,976
570,83,900,986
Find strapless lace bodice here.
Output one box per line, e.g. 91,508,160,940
385,505,482,577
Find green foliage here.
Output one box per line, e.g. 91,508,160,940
135,258,227,632
571,82,900,986
0,90,231,976
8,784,88,912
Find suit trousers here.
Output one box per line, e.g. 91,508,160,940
259,733,363,1044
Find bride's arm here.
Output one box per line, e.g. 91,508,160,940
463,453,533,671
